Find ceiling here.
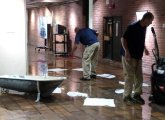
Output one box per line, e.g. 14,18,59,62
26,0,79,8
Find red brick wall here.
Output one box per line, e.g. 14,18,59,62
28,0,165,74
93,0,165,74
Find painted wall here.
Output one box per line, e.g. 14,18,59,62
28,1,84,57
0,0,27,75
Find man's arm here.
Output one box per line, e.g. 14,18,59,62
121,37,131,61
70,43,79,56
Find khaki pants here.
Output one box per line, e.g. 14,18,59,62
122,56,143,97
82,42,100,79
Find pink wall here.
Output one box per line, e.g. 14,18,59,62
28,1,84,57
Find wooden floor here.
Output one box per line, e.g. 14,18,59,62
0,45,165,120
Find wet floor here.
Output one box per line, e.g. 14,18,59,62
0,45,164,120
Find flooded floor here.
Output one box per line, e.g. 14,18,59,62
0,45,164,120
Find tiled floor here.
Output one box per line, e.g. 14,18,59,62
0,45,164,120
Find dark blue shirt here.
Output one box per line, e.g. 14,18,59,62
75,28,98,46
121,21,146,60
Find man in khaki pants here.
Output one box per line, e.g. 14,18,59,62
71,27,100,81
121,12,154,105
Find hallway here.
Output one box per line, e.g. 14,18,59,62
0,45,164,120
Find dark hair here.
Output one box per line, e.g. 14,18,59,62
142,12,154,20
74,27,80,33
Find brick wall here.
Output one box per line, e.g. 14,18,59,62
28,0,165,74
93,0,165,74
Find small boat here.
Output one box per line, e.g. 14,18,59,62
0,75,66,102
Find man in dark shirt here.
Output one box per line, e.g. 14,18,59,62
121,12,154,105
71,27,100,81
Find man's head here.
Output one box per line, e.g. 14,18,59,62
141,12,154,27
74,27,80,33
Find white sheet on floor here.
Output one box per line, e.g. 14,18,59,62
115,89,124,94
83,98,115,107
53,87,62,93
67,91,88,97
72,68,83,71
72,69,116,79
119,81,150,87
119,81,125,85
115,89,134,94
142,83,150,87
48,68,68,72
97,74,116,79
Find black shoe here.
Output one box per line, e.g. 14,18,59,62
123,96,136,105
80,77,91,81
90,74,96,79
132,94,145,105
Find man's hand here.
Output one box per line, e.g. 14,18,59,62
125,51,131,61
70,43,78,57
